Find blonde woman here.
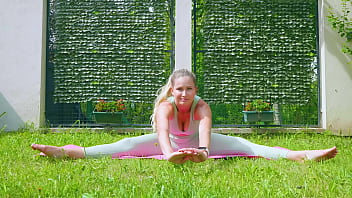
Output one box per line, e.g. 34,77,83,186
32,69,337,164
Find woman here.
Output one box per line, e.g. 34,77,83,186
32,69,337,164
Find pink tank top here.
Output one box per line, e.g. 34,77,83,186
167,96,201,144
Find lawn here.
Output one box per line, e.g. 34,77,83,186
0,130,351,198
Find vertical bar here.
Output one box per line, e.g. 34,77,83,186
175,0,192,70
193,0,197,74
168,0,175,72
318,0,326,128
315,0,321,127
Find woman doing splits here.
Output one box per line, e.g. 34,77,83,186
32,69,337,164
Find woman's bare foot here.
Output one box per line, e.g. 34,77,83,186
287,146,338,162
31,144,85,159
305,146,338,162
31,144,66,158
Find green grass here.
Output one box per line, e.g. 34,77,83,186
0,130,351,198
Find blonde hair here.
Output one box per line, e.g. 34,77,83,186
151,69,196,131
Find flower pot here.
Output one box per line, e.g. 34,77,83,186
93,111,124,124
242,111,274,122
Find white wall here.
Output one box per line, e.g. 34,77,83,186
321,0,352,135
0,0,351,134
0,0,45,131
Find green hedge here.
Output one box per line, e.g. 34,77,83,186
196,0,318,105
48,0,171,104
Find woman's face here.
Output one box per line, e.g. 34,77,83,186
171,76,197,106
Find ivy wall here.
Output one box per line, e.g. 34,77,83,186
197,0,317,104
46,0,172,126
48,0,171,104
195,0,319,126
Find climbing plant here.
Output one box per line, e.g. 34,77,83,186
46,0,172,126
48,0,171,104
0,112,6,132
195,0,319,125
327,0,352,60
197,0,318,105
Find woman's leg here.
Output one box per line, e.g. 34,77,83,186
31,144,85,159
209,133,288,159
32,133,162,159
209,133,337,162
84,133,161,158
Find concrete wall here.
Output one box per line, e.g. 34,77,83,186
0,0,351,134
0,0,45,131
321,0,352,135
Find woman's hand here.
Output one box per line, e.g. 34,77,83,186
178,148,208,163
166,148,208,164
166,151,190,164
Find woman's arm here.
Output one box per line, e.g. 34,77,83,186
156,101,192,164
193,100,212,162
156,101,174,157
179,100,212,163
197,100,212,150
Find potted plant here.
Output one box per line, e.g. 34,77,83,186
92,99,126,124
242,99,274,122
